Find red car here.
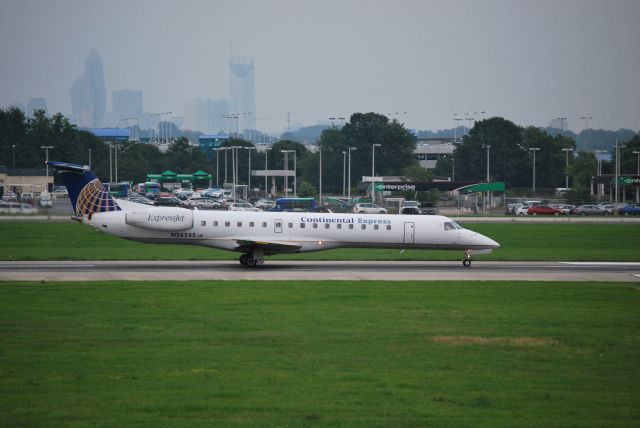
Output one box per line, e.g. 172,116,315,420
527,204,561,216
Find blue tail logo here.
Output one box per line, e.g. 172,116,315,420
47,161,121,217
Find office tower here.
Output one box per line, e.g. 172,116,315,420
184,98,228,134
113,89,143,119
229,57,255,134
26,98,47,117
71,49,106,127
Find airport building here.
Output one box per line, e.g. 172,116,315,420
0,166,54,196
413,138,457,169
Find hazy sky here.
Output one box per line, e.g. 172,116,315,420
1,0,639,134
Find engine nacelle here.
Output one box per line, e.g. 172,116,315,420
125,208,194,231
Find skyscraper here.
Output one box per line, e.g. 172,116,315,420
113,89,143,118
229,57,255,134
184,98,228,134
26,98,47,117
71,49,106,127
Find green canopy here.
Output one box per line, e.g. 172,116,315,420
456,182,505,194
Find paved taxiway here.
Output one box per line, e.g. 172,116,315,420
1,260,639,282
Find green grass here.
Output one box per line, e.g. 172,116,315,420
1,221,639,261
0,280,638,427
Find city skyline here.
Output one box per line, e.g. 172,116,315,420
1,0,639,135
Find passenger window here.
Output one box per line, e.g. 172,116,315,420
213,221,218,227
337,224,342,229
324,223,330,229
225,221,230,227
288,223,293,228
262,222,267,228
237,221,242,227
300,223,305,228
386,225,391,230
201,221,206,226
313,223,318,229
348,224,354,230
249,222,254,227
374,224,379,230
361,224,366,230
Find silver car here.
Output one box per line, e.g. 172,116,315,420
353,202,388,214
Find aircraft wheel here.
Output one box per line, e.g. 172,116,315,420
239,254,249,266
245,256,257,267
463,259,471,267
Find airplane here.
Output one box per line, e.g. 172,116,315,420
47,161,500,267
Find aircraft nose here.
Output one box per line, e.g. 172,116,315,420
482,235,500,249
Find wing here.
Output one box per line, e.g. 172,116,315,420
233,239,303,254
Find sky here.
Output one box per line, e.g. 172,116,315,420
1,0,639,134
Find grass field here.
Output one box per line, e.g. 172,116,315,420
0,280,638,427
2,221,640,261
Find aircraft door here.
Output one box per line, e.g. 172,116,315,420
403,222,415,245
274,219,283,234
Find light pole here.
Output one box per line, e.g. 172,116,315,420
562,148,574,190
318,149,322,205
41,145,54,191
281,150,294,197
556,117,567,132
348,147,357,200
595,150,606,199
614,139,621,204
453,115,462,142
213,148,219,187
231,146,241,199
342,151,347,197
483,144,491,215
264,147,271,197
529,147,540,193
244,147,255,191
12,145,15,168
633,150,640,203
581,115,592,130
371,143,381,203
108,142,113,183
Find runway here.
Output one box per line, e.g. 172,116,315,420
1,260,639,282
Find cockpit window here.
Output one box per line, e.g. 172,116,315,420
444,221,463,231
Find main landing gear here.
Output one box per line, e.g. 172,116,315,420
239,249,265,267
462,250,472,267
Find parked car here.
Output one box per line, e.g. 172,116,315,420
618,203,640,215
527,204,561,216
21,192,34,204
228,202,261,212
419,202,439,215
187,197,221,210
0,202,38,214
128,195,155,205
254,199,276,210
515,205,532,216
153,197,186,207
53,186,68,198
506,203,524,215
555,204,575,215
353,202,388,214
400,200,423,215
2,192,18,202
38,195,53,208
570,204,611,215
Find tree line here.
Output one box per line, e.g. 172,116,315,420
1,107,638,201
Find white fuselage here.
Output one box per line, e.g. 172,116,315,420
83,202,499,255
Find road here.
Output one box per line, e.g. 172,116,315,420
1,260,639,282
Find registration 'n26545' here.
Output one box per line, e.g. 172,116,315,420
171,232,197,238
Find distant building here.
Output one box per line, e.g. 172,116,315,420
414,138,457,169
113,89,143,119
26,98,47,117
184,99,228,134
198,134,229,158
229,57,255,133
71,49,106,128
549,117,569,130
0,166,54,195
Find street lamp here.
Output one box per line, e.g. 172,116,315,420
483,144,491,215
244,147,256,191
371,144,381,203
230,146,241,199
342,151,347,197
595,150,607,199
41,145,54,191
453,116,463,142
12,145,15,168
581,115,593,130
264,147,271,198
281,150,295,197
556,117,567,132
212,148,220,187
633,150,640,203
562,148,574,190
318,148,322,205
529,147,540,193
348,147,357,199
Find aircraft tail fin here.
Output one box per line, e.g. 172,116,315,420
46,161,121,217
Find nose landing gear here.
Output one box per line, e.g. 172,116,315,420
462,250,472,267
